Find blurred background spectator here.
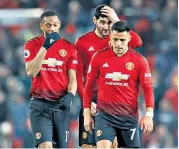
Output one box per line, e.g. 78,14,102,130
0,0,177,148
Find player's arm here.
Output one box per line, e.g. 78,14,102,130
75,39,85,99
100,6,143,49
75,38,98,115
129,30,143,49
83,54,100,132
25,47,47,77
67,45,78,96
67,69,77,96
25,32,60,77
138,56,155,135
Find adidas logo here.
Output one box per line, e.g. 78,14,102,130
88,46,95,51
50,39,55,44
102,62,109,67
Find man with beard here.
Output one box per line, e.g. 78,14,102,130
75,5,143,148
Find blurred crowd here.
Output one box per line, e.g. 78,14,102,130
0,0,177,148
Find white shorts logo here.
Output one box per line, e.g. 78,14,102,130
24,50,30,58
35,132,41,140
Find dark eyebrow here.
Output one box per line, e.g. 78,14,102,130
44,21,59,25
108,20,112,24
113,38,127,41
100,20,107,23
113,38,118,40
45,23,52,25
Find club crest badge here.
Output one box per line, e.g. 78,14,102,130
126,62,134,70
35,132,41,140
82,132,88,139
59,49,67,57
96,130,102,137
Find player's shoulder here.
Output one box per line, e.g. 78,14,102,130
61,38,76,50
75,30,94,43
130,49,142,57
93,46,110,58
25,35,44,47
129,48,147,61
97,46,110,55
61,38,75,46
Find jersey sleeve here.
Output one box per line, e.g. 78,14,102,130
75,39,85,99
129,30,143,49
83,54,100,108
24,40,36,63
67,44,78,70
138,56,155,108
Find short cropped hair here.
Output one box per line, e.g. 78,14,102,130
111,21,130,32
40,10,59,22
94,4,108,19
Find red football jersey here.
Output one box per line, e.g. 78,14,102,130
75,30,143,99
83,48,154,118
24,35,77,100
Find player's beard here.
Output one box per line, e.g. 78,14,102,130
96,25,109,38
101,29,110,36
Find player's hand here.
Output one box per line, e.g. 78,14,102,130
140,116,153,135
68,91,76,97
43,32,60,50
90,102,96,116
84,108,94,133
100,6,120,23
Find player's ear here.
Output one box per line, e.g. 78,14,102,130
58,20,61,28
40,23,43,31
93,16,97,25
108,40,111,46
128,33,131,42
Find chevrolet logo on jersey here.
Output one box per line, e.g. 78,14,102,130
105,72,130,81
42,58,63,67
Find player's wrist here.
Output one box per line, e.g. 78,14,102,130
111,16,120,23
43,32,60,50
43,39,51,50
42,45,49,50
84,108,90,114
145,112,154,118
